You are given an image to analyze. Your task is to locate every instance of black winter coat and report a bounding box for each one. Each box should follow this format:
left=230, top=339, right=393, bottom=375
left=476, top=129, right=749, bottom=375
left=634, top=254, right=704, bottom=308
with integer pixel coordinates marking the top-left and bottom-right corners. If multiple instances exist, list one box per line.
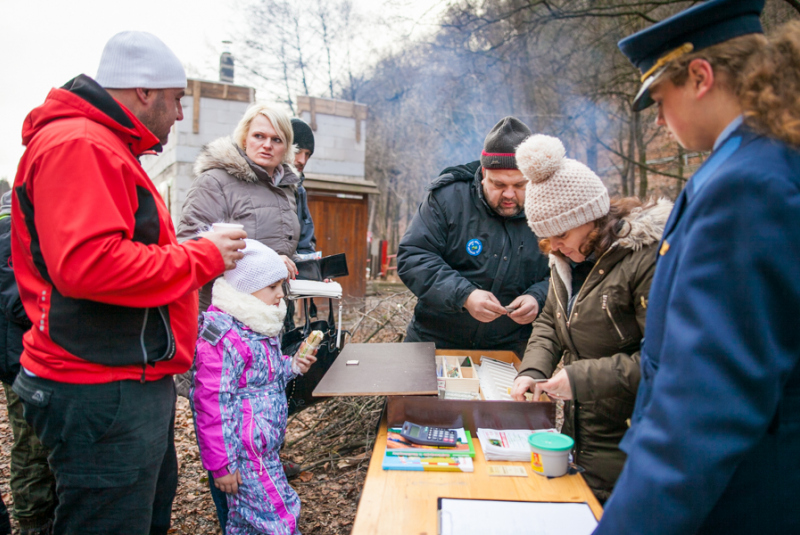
left=397, top=161, right=550, bottom=355
left=0, top=215, right=31, bottom=385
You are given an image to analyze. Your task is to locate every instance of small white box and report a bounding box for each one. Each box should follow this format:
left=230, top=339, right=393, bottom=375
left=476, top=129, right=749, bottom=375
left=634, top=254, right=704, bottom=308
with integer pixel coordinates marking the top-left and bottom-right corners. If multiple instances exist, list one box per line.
left=435, top=356, right=480, bottom=398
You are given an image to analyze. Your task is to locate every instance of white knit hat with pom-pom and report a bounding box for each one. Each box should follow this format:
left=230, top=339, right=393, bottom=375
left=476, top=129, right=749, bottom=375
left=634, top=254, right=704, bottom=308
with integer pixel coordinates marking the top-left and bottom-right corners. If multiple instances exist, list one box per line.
left=223, top=239, right=288, bottom=294
left=517, top=134, right=609, bottom=238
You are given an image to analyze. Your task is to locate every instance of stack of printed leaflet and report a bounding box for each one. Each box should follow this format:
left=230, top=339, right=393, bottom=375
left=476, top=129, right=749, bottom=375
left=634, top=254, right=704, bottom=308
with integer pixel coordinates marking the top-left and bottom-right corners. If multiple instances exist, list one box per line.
left=477, top=428, right=558, bottom=462
left=382, top=427, right=475, bottom=472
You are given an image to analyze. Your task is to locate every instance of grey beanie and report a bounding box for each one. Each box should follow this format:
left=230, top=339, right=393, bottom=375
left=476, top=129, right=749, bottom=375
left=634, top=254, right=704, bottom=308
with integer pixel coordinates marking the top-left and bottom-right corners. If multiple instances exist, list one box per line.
left=223, top=240, right=288, bottom=294
left=518, top=135, right=610, bottom=238
left=0, top=191, right=11, bottom=218
left=96, top=31, right=187, bottom=89
left=480, top=117, right=532, bottom=169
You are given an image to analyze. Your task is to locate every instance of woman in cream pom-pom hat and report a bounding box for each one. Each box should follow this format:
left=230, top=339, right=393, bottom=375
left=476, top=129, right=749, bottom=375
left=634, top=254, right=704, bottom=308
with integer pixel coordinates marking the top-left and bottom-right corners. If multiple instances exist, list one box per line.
left=510, top=134, right=672, bottom=502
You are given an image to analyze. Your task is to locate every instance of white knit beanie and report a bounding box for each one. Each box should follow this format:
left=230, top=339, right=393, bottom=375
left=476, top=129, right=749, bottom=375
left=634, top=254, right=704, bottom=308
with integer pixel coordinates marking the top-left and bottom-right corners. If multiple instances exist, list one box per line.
left=517, top=135, right=610, bottom=238
left=96, top=31, right=187, bottom=89
left=223, top=240, right=288, bottom=294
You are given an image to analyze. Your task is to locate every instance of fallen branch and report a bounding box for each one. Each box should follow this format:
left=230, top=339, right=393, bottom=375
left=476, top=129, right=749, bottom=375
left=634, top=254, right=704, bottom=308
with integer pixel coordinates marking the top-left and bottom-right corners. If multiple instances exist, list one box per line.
left=362, top=293, right=416, bottom=343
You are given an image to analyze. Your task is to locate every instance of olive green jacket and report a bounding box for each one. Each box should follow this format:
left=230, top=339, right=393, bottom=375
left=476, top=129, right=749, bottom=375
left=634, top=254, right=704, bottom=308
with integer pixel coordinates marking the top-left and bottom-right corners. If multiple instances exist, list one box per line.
left=518, top=199, right=672, bottom=500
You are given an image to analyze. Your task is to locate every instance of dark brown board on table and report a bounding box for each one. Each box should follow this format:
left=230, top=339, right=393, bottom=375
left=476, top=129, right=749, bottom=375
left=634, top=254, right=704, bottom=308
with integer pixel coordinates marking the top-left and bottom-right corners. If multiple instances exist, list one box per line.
left=312, top=342, right=438, bottom=397
left=386, top=396, right=556, bottom=433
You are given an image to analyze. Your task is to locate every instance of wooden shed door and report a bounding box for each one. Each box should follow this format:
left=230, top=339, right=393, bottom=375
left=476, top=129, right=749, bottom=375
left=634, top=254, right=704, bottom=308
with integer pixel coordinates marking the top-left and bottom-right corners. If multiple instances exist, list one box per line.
left=306, top=192, right=368, bottom=298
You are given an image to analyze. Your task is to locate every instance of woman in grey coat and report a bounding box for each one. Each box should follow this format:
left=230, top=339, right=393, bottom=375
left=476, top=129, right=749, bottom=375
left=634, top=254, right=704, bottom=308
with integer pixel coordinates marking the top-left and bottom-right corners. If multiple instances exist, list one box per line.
left=177, top=104, right=301, bottom=312
left=177, top=104, right=303, bottom=533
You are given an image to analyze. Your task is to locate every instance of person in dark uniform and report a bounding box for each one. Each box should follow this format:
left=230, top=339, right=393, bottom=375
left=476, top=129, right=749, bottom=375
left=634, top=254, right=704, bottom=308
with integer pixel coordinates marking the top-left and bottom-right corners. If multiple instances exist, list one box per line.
left=290, top=118, right=317, bottom=258
left=596, top=1, right=800, bottom=533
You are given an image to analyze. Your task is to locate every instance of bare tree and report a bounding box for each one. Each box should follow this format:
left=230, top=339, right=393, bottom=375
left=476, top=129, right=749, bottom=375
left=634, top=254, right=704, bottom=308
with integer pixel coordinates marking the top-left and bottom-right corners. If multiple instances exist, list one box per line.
left=314, top=0, right=336, bottom=98
left=238, top=0, right=373, bottom=106
left=231, top=0, right=799, bottom=248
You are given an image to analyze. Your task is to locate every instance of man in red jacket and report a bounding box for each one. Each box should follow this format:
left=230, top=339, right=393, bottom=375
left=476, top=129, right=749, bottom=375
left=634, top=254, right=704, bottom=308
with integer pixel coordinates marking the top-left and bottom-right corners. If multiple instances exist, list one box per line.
left=10, top=31, right=245, bottom=534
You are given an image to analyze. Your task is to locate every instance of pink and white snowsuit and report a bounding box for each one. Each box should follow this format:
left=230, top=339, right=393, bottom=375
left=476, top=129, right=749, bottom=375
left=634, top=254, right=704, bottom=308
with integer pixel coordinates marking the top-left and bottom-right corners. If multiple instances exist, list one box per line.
left=191, top=306, right=300, bottom=534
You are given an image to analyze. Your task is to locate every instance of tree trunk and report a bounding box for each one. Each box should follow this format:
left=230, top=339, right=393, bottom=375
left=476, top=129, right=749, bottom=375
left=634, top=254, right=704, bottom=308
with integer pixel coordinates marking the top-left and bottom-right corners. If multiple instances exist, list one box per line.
left=279, top=41, right=295, bottom=114
left=676, top=145, right=686, bottom=195
left=586, top=106, right=598, bottom=172
left=622, top=116, right=635, bottom=196
left=634, top=112, right=648, bottom=200
left=293, top=15, right=310, bottom=96
left=317, top=1, right=335, bottom=98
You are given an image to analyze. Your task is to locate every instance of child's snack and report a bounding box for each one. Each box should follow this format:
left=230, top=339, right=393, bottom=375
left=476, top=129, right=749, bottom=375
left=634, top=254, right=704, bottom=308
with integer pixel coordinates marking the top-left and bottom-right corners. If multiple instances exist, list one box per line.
left=298, top=330, right=324, bottom=359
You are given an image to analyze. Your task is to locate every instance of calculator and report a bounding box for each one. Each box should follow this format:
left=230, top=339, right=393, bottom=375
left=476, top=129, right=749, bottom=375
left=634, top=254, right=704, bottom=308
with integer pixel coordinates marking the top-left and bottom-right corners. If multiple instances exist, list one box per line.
left=400, top=421, right=458, bottom=447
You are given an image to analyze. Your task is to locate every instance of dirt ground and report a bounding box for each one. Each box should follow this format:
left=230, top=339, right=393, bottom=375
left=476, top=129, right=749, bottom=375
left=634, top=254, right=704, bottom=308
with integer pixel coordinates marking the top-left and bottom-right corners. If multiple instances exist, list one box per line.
left=0, top=390, right=383, bottom=535
left=168, top=395, right=384, bottom=535
left=0, top=289, right=412, bottom=534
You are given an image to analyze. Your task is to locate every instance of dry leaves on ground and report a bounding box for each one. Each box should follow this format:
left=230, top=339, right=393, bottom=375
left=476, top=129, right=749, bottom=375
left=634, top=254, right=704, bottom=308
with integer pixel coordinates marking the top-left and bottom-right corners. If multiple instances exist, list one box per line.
left=0, top=289, right=407, bottom=534
left=171, top=394, right=384, bottom=535
left=0, top=392, right=383, bottom=535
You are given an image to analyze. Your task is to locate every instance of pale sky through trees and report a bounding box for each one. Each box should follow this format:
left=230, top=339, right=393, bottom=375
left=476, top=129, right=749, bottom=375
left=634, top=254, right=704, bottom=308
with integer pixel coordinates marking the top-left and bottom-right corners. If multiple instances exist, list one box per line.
left=0, top=0, right=447, bottom=183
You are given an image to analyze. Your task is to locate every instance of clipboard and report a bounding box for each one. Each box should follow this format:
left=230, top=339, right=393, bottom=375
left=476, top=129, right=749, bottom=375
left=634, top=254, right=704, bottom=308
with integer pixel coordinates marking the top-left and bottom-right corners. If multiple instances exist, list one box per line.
left=437, top=498, right=598, bottom=535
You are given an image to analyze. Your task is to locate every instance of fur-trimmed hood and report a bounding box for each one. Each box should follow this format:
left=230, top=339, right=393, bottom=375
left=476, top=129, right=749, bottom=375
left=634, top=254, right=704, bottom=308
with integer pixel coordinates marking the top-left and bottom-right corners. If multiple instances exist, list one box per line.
left=193, top=136, right=300, bottom=186
left=550, top=198, right=673, bottom=299
left=614, top=197, right=673, bottom=252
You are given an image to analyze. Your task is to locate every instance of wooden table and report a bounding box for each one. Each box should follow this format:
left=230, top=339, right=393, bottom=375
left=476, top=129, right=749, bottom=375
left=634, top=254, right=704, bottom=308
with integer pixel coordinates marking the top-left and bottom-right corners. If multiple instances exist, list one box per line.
left=351, top=350, right=603, bottom=535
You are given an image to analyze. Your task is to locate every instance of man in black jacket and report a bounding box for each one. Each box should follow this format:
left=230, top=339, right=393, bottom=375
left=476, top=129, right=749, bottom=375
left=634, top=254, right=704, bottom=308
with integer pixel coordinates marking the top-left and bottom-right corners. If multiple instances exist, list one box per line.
left=397, top=117, right=550, bottom=356
left=0, top=191, right=56, bottom=535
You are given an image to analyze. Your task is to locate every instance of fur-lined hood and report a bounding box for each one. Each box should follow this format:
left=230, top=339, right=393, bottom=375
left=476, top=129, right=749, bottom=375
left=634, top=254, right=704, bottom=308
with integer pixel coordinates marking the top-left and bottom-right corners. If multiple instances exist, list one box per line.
left=550, top=198, right=673, bottom=298
left=193, top=136, right=300, bottom=186
left=613, top=197, right=673, bottom=252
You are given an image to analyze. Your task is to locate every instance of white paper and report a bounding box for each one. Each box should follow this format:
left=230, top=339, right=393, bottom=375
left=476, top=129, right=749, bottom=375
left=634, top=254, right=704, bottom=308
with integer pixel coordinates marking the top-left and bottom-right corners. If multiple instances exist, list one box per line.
left=477, top=428, right=557, bottom=462
left=438, top=498, right=597, bottom=535
left=288, top=279, right=342, bottom=298
left=474, top=357, right=519, bottom=400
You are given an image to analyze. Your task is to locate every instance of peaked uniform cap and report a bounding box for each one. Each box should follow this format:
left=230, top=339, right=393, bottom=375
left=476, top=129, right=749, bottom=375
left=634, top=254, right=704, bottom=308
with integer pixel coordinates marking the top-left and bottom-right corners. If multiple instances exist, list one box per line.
left=618, top=0, right=765, bottom=111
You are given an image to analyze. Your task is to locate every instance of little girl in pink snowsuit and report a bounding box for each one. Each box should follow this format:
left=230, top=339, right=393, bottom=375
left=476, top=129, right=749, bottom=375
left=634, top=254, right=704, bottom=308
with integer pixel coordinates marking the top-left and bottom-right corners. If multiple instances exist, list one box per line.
left=191, top=240, right=316, bottom=535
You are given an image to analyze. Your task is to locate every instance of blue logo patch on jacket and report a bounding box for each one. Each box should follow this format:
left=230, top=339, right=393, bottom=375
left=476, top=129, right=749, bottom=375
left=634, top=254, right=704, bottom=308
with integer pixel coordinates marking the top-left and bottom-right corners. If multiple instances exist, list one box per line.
left=466, top=239, right=483, bottom=256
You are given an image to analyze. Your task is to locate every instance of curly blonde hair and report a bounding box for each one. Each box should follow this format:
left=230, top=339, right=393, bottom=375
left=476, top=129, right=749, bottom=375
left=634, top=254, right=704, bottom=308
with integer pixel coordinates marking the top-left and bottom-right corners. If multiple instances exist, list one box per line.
left=740, top=21, right=800, bottom=146
left=662, top=21, right=800, bottom=147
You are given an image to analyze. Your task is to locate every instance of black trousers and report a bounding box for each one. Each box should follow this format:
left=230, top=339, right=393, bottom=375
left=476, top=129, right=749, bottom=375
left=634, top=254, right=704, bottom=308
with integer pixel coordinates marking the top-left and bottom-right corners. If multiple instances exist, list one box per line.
left=0, top=494, right=10, bottom=535
left=13, top=373, right=178, bottom=535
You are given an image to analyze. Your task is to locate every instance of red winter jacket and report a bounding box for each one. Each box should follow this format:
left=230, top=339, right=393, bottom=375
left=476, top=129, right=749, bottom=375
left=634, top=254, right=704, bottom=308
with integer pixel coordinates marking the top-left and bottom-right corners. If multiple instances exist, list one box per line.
left=11, top=75, right=224, bottom=384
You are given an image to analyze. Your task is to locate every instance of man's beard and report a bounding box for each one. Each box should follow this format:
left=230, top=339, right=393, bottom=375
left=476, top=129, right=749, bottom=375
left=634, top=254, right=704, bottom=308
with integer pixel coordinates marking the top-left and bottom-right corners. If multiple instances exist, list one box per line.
left=139, top=93, right=171, bottom=145
left=489, top=197, right=523, bottom=217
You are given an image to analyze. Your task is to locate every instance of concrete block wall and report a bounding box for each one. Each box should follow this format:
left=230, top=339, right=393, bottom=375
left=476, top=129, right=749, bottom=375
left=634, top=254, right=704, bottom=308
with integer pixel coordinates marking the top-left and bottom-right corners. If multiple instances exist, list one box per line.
left=142, top=93, right=251, bottom=223
left=299, top=111, right=366, bottom=178
left=143, top=91, right=370, bottom=224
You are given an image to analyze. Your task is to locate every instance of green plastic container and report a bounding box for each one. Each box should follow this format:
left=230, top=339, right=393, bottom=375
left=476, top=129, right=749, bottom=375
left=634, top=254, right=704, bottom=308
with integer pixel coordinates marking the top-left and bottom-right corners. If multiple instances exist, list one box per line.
left=528, top=433, right=574, bottom=477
